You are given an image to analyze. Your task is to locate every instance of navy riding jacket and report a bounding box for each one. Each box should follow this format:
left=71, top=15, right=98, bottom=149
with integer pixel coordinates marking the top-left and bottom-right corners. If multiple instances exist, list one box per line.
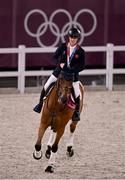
left=52, top=42, right=85, bottom=81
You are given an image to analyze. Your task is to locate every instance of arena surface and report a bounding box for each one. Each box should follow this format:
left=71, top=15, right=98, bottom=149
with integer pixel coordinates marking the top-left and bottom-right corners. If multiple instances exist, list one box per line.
left=0, top=90, right=125, bottom=179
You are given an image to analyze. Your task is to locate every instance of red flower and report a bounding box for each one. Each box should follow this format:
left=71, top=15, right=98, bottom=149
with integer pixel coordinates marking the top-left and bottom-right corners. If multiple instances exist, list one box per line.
left=75, top=54, right=79, bottom=58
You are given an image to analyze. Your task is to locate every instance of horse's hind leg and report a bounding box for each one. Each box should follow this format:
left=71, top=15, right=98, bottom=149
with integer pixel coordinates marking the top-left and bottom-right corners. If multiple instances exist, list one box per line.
left=45, top=129, right=56, bottom=159
left=45, top=127, right=65, bottom=173
left=66, top=120, right=78, bottom=157
left=33, top=121, right=48, bottom=160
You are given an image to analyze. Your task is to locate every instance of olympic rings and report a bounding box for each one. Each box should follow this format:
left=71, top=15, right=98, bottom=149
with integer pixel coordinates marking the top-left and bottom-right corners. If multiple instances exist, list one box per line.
left=24, top=8, right=97, bottom=47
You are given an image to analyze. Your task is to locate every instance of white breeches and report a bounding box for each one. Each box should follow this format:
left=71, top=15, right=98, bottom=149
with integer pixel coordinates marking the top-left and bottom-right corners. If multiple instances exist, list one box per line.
left=73, top=81, right=80, bottom=98
left=44, top=74, right=80, bottom=98
left=44, top=74, right=57, bottom=91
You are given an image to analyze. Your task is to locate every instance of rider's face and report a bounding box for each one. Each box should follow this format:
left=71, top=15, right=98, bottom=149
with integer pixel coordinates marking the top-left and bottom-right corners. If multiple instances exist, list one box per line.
left=69, top=37, right=78, bottom=47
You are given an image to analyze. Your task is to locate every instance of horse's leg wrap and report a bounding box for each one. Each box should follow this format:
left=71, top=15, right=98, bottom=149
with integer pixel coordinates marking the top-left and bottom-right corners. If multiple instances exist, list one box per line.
left=67, top=131, right=74, bottom=147
left=45, top=144, right=58, bottom=172
left=46, top=151, right=57, bottom=172
left=35, top=144, right=41, bottom=151
left=47, top=130, right=56, bottom=147
left=66, top=121, right=77, bottom=148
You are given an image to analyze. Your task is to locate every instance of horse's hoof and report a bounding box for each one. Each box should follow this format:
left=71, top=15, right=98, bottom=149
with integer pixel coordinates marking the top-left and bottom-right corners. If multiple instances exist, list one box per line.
left=45, top=165, right=54, bottom=173
left=45, top=146, right=51, bottom=159
left=33, top=150, right=42, bottom=160
left=45, top=151, right=51, bottom=159
left=67, top=146, right=74, bottom=157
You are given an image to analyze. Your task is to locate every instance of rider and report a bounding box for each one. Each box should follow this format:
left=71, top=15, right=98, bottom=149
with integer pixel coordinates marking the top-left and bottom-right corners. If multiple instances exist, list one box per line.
left=33, top=27, right=85, bottom=121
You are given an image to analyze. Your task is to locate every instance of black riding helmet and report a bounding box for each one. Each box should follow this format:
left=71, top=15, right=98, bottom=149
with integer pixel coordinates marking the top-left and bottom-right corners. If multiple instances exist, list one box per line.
left=68, top=27, right=81, bottom=38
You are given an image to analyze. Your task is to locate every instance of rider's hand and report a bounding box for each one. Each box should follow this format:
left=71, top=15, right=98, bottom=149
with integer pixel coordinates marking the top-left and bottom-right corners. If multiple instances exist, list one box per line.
left=60, top=63, right=65, bottom=69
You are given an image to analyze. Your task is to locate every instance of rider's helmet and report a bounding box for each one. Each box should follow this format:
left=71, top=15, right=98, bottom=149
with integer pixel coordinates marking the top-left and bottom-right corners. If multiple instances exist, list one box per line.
left=68, top=27, right=81, bottom=39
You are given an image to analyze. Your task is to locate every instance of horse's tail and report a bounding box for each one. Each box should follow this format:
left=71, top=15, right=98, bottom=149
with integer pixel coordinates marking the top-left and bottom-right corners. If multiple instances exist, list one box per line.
left=79, top=81, right=84, bottom=113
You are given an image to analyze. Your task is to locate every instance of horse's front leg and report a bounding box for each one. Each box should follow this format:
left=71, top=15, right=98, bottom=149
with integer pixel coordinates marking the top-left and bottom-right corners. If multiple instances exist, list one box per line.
left=66, top=120, right=78, bottom=157
left=45, top=127, right=64, bottom=173
left=33, top=121, right=48, bottom=160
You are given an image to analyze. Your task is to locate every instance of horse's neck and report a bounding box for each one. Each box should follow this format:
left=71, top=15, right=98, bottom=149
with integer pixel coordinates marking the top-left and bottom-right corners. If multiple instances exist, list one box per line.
left=49, top=86, right=58, bottom=104
left=46, top=86, right=64, bottom=111
left=46, top=86, right=57, bottom=108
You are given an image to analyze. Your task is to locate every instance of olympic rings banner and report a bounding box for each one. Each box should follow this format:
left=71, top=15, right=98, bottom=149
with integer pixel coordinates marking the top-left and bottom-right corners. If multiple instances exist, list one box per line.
left=0, top=0, right=125, bottom=68
left=24, top=9, right=97, bottom=47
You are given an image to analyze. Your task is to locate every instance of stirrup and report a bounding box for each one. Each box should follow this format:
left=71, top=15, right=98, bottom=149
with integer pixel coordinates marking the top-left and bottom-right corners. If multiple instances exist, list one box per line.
left=33, top=103, right=43, bottom=113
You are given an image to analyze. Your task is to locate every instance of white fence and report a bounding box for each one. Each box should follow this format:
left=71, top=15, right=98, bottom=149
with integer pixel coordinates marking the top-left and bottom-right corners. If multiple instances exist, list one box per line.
left=0, top=43, right=125, bottom=93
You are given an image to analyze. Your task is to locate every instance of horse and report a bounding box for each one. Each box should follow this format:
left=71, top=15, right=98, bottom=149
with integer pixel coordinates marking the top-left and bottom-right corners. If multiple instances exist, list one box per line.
left=33, top=71, right=84, bottom=173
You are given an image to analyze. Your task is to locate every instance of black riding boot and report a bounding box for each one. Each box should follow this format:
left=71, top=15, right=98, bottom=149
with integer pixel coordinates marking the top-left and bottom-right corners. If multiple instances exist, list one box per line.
left=72, top=96, right=80, bottom=121
left=33, top=88, right=46, bottom=113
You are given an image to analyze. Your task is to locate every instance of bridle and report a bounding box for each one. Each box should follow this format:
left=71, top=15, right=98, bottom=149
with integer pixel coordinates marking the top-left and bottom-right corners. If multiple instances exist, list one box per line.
left=56, top=73, right=73, bottom=105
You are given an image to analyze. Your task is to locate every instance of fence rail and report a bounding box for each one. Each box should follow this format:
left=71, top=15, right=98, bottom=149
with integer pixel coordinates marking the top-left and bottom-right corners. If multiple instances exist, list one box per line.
left=0, top=43, right=125, bottom=93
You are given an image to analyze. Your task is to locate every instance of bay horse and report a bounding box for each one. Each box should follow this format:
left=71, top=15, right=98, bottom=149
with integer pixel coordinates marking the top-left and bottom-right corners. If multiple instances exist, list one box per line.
left=33, top=71, right=84, bottom=173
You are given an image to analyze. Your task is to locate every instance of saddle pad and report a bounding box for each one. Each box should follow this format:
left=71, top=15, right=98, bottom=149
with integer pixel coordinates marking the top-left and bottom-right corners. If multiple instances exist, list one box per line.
left=67, top=95, right=76, bottom=109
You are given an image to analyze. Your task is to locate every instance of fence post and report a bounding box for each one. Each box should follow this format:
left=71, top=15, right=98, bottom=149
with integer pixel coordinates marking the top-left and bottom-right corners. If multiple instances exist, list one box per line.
left=106, top=43, right=114, bottom=90
left=18, top=45, right=26, bottom=93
